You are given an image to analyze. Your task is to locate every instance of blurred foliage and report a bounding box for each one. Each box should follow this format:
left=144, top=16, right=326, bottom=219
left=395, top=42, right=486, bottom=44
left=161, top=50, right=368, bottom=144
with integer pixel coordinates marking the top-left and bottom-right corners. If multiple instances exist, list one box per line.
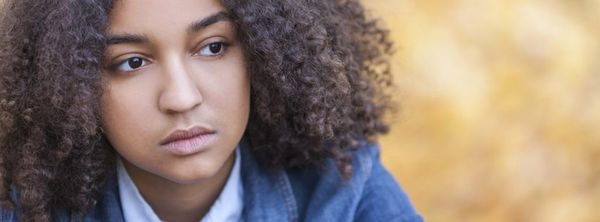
left=363, top=0, right=600, bottom=221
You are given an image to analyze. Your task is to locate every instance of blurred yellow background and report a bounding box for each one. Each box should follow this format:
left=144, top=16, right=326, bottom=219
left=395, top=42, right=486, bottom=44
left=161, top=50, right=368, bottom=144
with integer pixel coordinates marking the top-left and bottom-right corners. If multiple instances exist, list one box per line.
left=363, top=0, right=600, bottom=221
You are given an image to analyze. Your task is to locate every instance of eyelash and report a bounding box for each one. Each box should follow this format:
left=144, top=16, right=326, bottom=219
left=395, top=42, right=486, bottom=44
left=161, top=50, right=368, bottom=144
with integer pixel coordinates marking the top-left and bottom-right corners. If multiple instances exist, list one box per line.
left=194, top=41, right=230, bottom=57
left=109, top=41, right=230, bottom=73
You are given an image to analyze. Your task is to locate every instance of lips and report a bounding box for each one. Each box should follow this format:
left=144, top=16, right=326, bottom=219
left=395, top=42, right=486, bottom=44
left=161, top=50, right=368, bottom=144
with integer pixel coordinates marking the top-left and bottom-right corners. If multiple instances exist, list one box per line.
left=160, top=126, right=217, bottom=155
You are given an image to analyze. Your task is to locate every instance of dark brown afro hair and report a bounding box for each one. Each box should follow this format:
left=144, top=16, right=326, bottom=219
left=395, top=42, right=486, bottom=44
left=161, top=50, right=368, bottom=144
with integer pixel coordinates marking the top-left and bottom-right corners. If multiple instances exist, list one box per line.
left=0, top=0, right=394, bottom=220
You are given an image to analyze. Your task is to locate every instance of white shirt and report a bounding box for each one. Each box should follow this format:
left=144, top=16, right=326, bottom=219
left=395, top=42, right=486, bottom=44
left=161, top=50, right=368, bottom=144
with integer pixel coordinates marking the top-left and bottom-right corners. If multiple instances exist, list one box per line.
left=117, top=148, right=244, bottom=222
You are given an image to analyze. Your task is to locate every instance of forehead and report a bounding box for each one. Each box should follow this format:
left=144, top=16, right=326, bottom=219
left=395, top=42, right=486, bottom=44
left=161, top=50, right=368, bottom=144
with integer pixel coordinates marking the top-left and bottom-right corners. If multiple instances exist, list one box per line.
left=107, top=0, right=225, bottom=33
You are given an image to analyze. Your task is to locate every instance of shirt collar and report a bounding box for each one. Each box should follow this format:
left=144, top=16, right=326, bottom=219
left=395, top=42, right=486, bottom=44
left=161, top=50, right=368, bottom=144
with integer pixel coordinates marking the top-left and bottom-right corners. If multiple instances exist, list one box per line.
left=117, top=147, right=243, bottom=222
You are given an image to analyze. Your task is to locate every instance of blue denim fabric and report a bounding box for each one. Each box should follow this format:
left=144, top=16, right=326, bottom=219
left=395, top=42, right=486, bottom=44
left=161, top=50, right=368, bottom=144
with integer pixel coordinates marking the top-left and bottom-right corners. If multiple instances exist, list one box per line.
left=1, top=141, right=424, bottom=222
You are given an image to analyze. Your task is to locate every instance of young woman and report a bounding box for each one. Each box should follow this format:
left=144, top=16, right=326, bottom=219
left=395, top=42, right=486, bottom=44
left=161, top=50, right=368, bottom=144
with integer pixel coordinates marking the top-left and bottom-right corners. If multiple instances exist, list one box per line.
left=0, top=0, right=423, bottom=221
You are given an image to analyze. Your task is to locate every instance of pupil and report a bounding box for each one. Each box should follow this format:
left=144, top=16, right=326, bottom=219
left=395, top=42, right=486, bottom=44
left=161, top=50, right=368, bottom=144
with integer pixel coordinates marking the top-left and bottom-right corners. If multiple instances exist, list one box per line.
left=128, top=57, right=143, bottom=69
left=209, top=43, right=222, bottom=54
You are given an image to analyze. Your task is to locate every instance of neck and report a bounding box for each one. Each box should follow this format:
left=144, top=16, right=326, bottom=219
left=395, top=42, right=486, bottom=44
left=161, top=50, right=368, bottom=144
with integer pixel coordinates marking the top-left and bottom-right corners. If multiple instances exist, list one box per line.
left=123, top=153, right=235, bottom=222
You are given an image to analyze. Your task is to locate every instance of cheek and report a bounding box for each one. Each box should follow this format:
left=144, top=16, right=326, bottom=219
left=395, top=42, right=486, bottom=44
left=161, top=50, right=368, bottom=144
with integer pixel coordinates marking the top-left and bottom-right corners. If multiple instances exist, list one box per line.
left=100, top=84, right=158, bottom=153
left=201, top=49, right=250, bottom=127
left=223, top=75, right=250, bottom=133
left=218, top=59, right=250, bottom=127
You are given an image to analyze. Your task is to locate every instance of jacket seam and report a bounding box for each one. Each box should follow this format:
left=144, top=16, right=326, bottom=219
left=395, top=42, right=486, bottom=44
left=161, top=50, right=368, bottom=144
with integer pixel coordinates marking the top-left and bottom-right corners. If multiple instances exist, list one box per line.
left=274, top=171, right=298, bottom=222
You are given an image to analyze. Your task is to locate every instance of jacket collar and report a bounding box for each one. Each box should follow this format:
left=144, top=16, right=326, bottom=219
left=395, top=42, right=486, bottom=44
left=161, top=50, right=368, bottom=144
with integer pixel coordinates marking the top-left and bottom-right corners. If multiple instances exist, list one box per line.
left=239, top=139, right=298, bottom=221
left=82, top=171, right=125, bottom=222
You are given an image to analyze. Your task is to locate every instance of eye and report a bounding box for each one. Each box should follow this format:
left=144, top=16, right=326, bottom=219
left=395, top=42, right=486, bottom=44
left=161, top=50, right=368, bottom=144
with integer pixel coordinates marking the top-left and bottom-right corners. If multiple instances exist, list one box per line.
left=114, top=57, right=149, bottom=72
left=197, top=42, right=228, bottom=57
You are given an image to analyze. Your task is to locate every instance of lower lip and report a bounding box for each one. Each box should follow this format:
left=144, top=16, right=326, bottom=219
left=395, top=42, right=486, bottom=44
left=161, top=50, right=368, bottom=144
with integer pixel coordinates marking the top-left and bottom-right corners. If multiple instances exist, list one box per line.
left=161, top=133, right=216, bottom=156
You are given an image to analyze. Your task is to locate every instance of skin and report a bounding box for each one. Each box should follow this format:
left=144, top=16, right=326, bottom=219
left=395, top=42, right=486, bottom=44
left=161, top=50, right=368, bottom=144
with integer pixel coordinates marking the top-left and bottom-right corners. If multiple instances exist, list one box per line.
left=100, top=0, right=250, bottom=221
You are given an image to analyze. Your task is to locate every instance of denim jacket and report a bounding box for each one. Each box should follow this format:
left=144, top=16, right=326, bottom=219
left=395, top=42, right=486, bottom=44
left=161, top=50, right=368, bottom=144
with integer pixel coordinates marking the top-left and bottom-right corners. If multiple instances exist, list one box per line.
left=1, top=141, right=424, bottom=222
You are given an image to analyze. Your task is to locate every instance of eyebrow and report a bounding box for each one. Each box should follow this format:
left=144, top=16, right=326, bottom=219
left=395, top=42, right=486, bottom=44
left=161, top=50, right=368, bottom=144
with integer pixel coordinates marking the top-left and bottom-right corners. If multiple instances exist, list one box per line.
left=106, top=34, right=149, bottom=45
left=106, top=11, right=231, bottom=46
left=187, top=11, right=231, bottom=33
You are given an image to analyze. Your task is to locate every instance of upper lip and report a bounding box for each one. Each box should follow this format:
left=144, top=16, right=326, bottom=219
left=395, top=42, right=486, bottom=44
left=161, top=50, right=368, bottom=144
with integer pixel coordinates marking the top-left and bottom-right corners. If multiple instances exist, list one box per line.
left=160, top=125, right=216, bottom=145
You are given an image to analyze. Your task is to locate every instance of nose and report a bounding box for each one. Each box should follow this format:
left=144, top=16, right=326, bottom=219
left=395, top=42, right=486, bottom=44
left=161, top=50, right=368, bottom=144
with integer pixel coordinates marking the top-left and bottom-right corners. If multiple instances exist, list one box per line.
left=158, top=59, right=203, bottom=114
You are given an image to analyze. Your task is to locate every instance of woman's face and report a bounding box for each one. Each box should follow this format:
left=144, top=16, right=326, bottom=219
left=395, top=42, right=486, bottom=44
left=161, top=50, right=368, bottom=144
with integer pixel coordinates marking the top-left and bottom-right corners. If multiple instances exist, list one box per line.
left=101, top=0, right=249, bottom=184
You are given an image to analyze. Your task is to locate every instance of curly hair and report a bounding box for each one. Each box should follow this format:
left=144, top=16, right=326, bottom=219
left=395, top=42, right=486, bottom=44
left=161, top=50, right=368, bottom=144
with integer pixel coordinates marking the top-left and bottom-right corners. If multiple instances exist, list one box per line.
left=0, top=0, right=394, bottom=220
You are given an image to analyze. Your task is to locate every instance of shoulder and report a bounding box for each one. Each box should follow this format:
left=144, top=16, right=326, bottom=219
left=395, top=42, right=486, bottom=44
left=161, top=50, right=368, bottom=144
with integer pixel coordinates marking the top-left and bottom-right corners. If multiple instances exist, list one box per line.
left=285, top=143, right=424, bottom=221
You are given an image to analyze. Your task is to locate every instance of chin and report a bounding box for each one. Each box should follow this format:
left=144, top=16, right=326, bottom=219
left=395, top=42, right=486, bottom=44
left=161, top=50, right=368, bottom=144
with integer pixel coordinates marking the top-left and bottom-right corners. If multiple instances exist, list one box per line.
left=164, top=168, right=221, bottom=185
